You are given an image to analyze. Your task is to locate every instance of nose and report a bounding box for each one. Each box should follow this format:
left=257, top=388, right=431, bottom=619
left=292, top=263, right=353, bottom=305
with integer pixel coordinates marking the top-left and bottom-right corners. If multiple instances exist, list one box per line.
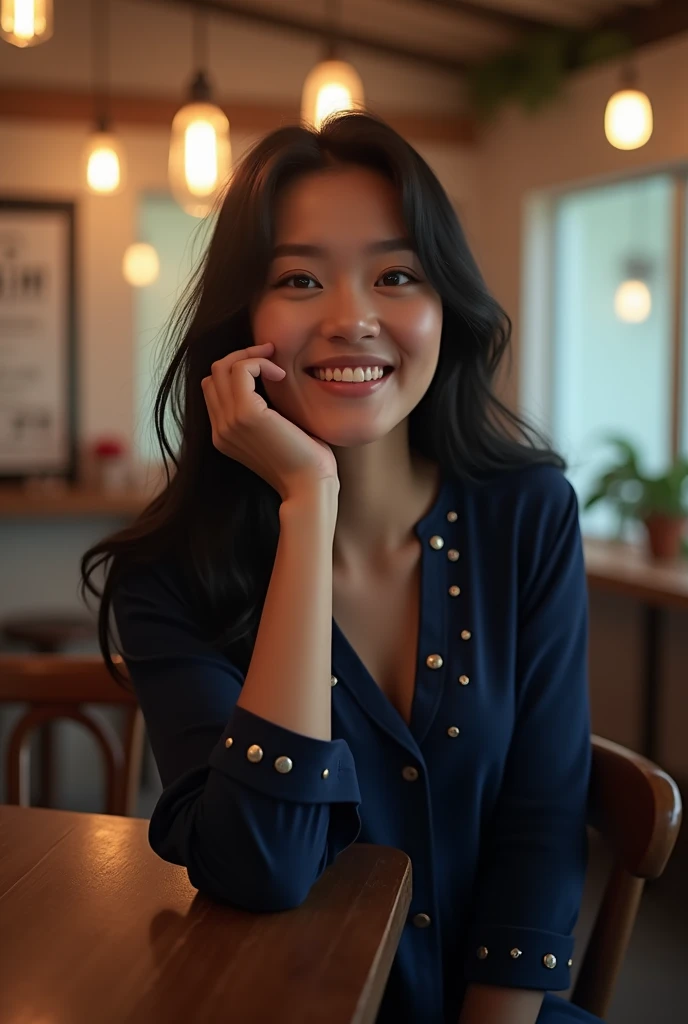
left=321, top=284, right=381, bottom=344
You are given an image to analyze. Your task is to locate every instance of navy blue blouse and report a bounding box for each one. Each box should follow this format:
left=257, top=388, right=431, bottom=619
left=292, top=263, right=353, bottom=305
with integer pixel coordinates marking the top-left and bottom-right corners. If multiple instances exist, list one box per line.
left=112, top=463, right=600, bottom=1023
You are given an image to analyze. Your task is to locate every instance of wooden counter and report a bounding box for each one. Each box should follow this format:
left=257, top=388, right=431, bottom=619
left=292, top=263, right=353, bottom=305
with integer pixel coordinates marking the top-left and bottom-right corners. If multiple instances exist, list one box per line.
left=0, top=485, right=155, bottom=518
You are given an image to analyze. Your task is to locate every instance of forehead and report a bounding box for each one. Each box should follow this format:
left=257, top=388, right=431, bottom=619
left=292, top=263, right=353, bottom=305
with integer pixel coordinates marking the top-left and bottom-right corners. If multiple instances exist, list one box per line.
left=272, top=166, right=405, bottom=245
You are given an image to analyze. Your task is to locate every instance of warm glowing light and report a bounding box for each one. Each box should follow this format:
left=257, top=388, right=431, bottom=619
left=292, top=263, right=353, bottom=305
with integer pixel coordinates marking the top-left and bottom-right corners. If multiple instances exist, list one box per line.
left=301, top=60, right=365, bottom=130
left=122, top=243, right=160, bottom=287
left=614, top=280, right=652, bottom=323
left=82, top=131, right=126, bottom=194
left=605, top=89, right=653, bottom=150
left=0, top=0, right=52, bottom=47
left=169, top=101, right=232, bottom=218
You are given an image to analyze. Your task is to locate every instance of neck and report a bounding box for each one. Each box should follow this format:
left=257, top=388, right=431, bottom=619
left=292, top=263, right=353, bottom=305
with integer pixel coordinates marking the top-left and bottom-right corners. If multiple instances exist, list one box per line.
left=331, top=420, right=441, bottom=572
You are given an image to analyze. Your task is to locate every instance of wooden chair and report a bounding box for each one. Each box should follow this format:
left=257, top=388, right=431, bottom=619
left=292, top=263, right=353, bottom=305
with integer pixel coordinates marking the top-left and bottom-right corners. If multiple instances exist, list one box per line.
left=571, top=735, right=683, bottom=1018
left=0, top=654, right=145, bottom=817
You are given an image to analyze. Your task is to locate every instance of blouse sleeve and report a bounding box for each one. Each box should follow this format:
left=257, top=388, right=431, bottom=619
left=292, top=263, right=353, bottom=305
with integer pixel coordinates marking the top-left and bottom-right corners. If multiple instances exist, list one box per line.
left=463, top=471, right=591, bottom=992
left=112, top=561, right=362, bottom=910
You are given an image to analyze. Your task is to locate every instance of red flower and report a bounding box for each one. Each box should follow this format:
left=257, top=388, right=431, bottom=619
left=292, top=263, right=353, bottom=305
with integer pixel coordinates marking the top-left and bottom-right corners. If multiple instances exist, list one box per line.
left=92, top=437, right=126, bottom=459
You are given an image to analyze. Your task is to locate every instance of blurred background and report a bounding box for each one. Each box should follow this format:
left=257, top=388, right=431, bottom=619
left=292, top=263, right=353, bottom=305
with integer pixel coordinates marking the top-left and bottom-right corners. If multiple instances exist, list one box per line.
left=1, top=1, right=687, bottom=1020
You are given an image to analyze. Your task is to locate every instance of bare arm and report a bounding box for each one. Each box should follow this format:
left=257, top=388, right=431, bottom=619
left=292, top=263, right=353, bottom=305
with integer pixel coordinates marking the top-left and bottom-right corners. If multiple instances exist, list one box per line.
left=458, top=984, right=544, bottom=1024
left=236, top=479, right=339, bottom=741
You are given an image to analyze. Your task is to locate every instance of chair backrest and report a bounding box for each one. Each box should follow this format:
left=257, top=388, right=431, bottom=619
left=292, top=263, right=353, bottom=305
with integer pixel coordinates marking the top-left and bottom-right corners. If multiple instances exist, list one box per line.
left=572, top=735, right=683, bottom=1018
left=0, top=654, right=145, bottom=817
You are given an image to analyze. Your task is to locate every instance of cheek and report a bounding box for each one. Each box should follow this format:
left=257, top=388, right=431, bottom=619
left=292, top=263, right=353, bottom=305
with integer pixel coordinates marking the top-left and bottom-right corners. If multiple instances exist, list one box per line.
left=398, top=300, right=443, bottom=359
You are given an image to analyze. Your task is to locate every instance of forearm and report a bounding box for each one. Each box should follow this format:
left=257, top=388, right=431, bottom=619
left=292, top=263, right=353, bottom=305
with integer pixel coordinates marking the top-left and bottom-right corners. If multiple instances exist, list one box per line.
left=458, top=984, right=544, bottom=1024
left=236, top=479, right=338, bottom=741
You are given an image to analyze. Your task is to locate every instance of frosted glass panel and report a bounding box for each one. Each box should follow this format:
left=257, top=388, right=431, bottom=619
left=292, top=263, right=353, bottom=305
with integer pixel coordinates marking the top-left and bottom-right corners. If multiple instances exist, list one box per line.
left=133, top=195, right=213, bottom=463
left=551, top=175, right=674, bottom=538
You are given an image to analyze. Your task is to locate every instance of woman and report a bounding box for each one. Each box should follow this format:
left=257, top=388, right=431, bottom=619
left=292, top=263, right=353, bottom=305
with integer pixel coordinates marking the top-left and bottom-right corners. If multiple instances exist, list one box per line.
left=81, top=111, right=598, bottom=1024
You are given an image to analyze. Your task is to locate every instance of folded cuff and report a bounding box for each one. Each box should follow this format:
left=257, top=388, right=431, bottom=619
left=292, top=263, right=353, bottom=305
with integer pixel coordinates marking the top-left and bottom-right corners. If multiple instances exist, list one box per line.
left=463, top=925, right=575, bottom=991
left=208, top=704, right=361, bottom=805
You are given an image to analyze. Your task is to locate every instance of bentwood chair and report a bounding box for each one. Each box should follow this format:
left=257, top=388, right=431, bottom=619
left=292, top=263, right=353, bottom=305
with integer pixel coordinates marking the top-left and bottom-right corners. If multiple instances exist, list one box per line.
left=571, top=735, right=682, bottom=1018
left=0, top=654, right=144, bottom=817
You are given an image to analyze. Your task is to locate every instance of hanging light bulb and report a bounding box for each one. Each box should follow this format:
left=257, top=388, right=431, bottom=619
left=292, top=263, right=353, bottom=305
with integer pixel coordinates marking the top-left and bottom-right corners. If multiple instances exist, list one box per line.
left=614, top=257, right=653, bottom=324
left=1, top=0, right=53, bottom=48
left=301, top=0, right=365, bottom=129
left=169, top=10, right=232, bottom=219
left=81, top=1, right=126, bottom=195
left=83, top=117, right=126, bottom=194
left=122, top=243, right=160, bottom=287
left=605, top=65, right=653, bottom=151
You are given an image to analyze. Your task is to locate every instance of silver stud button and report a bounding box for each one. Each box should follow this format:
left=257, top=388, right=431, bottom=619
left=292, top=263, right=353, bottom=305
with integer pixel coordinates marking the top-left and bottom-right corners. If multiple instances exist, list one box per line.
left=225, top=737, right=234, bottom=748
left=429, top=535, right=444, bottom=550
left=447, top=726, right=460, bottom=738
left=510, top=948, right=522, bottom=959
left=446, top=511, right=458, bottom=522
left=402, top=766, right=419, bottom=782
left=274, top=756, right=293, bottom=774
left=461, top=630, right=471, bottom=641
left=448, top=585, right=461, bottom=597
left=330, top=675, right=338, bottom=686
left=459, top=674, right=470, bottom=685
left=447, top=549, right=460, bottom=561
left=567, top=959, right=573, bottom=968
left=477, top=946, right=489, bottom=959
left=246, top=744, right=263, bottom=763
left=543, top=954, right=557, bottom=970
left=412, top=913, right=431, bottom=928
left=322, top=769, right=329, bottom=779
left=426, top=654, right=443, bottom=669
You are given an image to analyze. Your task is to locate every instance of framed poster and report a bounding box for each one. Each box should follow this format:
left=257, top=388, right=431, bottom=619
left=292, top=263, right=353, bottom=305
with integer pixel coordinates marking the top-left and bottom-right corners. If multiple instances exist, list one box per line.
left=0, top=198, right=77, bottom=481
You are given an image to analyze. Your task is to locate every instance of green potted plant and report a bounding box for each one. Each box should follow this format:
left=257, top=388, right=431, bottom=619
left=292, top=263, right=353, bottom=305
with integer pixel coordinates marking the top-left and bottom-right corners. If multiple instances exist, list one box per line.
left=584, top=437, right=688, bottom=559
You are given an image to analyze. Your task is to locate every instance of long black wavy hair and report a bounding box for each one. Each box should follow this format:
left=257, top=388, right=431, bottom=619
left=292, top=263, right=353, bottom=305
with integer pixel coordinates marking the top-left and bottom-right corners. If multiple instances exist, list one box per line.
left=80, top=110, right=563, bottom=690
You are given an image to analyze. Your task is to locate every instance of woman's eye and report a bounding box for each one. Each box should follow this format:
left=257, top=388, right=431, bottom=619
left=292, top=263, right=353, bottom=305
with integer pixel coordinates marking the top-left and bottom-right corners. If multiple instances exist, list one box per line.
left=378, top=270, right=417, bottom=286
left=280, top=274, right=318, bottom=289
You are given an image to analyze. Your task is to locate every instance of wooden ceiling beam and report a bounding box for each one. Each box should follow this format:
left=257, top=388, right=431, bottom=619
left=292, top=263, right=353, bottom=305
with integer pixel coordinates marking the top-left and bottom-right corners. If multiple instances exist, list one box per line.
left=597, top=0, right=688, bottom=50
left=143, top=0, right=467, bottom=73
left=0, top=85, right=477, bottom=145
left=402, top=0, right=559, bottom=34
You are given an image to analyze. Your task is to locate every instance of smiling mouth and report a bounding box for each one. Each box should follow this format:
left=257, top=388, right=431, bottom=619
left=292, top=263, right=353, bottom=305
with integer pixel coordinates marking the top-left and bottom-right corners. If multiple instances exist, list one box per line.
left=306, top=366, right=394, bottom=381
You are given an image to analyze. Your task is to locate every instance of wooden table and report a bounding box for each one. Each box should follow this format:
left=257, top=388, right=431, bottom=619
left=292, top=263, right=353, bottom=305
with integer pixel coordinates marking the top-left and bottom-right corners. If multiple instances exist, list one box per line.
left=584, top=537, right=688, bottom=762
left=0, top=805, right=412, bottom=1024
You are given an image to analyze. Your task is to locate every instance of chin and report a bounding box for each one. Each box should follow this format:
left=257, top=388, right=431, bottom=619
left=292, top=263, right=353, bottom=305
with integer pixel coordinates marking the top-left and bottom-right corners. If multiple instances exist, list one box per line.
left=307, top=423, right=391, bottom=449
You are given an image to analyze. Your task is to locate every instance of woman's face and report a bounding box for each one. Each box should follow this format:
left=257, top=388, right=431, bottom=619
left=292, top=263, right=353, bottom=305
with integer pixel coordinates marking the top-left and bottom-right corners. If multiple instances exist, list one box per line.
left=251, top=164, right=443, bottom=448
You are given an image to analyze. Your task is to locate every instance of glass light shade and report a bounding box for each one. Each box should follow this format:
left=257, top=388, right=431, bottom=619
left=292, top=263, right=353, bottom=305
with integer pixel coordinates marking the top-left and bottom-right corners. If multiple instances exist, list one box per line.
left=168, top=101, right=232, bottom=218
left=614, top=279, right=652, bottom=323
left=605, top=88, right=653, bottom=150
left=301, top=59, right=365, bottom=130
left=82, top=130, right=126, bottom=195
left=122, top=243, right=160, bottom=287
left=1, top=0, right=53, bottom=47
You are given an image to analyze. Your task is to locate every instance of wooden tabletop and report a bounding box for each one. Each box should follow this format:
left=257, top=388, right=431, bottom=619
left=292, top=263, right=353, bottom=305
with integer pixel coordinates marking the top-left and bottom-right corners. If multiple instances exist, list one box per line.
left=0, top=805, right=412, bottom=1024
left=584, top=537, right=688, bottom=610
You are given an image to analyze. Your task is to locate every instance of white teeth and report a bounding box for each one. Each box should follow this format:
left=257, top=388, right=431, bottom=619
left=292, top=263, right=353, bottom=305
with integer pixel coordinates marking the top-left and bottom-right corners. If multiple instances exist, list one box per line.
left=314, top=365, right=385, bottom=382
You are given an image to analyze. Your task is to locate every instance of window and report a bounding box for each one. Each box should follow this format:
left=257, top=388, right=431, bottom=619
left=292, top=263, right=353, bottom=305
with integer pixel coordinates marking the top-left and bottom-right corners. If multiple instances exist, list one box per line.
left=133, top=194, right=213, bottom=464
left=524, top=173, right=683, bottom=539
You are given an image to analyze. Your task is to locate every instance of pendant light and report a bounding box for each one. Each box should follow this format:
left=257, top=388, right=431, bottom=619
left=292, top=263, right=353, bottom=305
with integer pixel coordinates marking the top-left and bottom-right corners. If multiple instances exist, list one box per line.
left=0, top=0, right=53, bottom=47
left=301, top=0, right=365, bottom=130
left=614, top=258, right=652, bottom=323
left=168, top=6, right=232, bottom=219
left=122, top=243, right=160, bottom=288
left=605, top=64, right=653, bottom=151
left=81, top=0, right=126, bottom=195
left=614, top=185, right=653, bottom=324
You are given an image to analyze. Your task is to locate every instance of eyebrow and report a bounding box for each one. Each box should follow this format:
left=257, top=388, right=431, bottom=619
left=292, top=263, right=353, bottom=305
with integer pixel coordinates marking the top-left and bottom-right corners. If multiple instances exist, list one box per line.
left=271, top=237, right=416, bottom=259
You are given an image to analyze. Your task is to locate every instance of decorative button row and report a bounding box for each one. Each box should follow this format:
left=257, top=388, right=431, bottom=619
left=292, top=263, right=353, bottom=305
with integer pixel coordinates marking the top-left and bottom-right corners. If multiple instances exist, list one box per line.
left=429, top=536, right=460, bottom=561
left=476, top=947, right=569, bottom=969
left=224, top=738, right=329, bottom=779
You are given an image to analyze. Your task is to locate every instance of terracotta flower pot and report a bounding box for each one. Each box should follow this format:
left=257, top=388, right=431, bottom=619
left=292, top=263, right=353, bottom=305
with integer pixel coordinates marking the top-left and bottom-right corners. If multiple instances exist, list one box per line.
left=643, top=513, right=686, bottom=560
